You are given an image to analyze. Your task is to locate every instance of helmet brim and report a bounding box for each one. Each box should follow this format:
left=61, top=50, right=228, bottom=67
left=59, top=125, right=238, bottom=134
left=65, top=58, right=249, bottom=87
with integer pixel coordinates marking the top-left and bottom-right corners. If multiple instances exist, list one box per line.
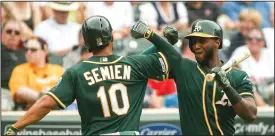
left=184, top=32, right=218, bottom=39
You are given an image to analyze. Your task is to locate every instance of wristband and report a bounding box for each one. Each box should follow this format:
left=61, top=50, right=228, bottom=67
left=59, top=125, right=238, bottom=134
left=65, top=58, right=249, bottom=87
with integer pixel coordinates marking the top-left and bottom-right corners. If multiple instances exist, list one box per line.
left=223, top=86, right=242, bottom=105
left=144, top=28, right=153, bottom=39
left=5, top=125, right=20, bottom=135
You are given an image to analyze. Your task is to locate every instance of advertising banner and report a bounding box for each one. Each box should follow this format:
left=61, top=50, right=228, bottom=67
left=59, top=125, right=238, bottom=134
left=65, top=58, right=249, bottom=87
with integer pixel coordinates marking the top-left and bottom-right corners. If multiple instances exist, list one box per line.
left=1, top=109, right=273, bottom=135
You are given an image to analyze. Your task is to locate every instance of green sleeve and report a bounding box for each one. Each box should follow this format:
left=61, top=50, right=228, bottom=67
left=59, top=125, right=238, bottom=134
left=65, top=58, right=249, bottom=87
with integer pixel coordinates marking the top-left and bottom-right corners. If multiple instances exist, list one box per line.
left=140, top=46, right=158, bottom=55
left=148, top=33, right=182, bottom=68
left=129, top=52, right=169, bottom=80
left=141, top=46, right=178, bottom=80
left=47, top=68, right=76, bottom=109
left=235, top=72, right=254, bottom=98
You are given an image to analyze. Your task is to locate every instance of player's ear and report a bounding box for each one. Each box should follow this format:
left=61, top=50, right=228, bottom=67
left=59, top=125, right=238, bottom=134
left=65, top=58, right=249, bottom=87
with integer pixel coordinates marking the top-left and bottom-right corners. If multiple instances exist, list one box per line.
left=215, top=38, right=221, bottom=49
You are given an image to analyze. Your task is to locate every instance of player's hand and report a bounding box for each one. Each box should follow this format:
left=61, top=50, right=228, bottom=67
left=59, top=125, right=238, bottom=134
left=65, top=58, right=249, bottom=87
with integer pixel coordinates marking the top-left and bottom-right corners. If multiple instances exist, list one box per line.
left=210, top=67, right=231, bottom=89
left=4, top=125, right=20, bottom=135
left=130, top=21, right=153, bottom=39
left=163, top=26, right=179, bottom=45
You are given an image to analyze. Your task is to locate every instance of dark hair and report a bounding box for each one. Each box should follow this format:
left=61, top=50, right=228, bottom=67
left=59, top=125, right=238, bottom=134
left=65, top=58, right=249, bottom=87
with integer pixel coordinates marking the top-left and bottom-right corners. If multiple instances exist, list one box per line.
left=25, top=36, right=50, bottom=63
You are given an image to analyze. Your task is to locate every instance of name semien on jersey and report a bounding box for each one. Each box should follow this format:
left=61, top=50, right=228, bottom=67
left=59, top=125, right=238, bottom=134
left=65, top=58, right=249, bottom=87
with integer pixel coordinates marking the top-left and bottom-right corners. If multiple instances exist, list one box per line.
left=84, top=65, right=131, bottom=85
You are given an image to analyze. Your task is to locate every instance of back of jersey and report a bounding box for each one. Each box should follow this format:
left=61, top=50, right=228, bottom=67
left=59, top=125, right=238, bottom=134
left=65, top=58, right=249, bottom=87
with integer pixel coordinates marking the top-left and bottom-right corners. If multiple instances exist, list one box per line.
left=47, top=53, right=168, bottom=135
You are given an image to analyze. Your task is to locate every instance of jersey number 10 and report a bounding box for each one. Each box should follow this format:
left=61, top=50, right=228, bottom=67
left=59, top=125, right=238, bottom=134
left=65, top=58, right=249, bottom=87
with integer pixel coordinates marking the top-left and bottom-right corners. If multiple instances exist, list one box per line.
left=97, top=83, right=130, bottom=118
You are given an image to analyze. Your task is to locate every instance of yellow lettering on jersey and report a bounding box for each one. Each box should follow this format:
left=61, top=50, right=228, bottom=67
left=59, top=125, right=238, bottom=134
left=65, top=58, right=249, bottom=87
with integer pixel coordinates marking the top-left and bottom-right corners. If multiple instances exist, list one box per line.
left=100, top=66, right=111, bottom=80
left=84, top=71, right=95, bottom=85
left=123, top=65, right=131, bottom=80
left=109, top=65, right=115, bottom=79
left=115, top=65, right=122, bottom=79
left=92, top=68, right=102, bottom=83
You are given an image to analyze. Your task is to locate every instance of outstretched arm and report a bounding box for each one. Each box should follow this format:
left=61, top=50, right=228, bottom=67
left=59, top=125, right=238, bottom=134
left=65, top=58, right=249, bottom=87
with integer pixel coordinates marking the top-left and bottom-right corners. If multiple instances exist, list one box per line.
left=141, top=45, right=158, bottom=55
left=141, top=26, right=179, bottom=55
left=5, top=95, right=58, bottom=135
left=131, top=21, right=182, bottom=68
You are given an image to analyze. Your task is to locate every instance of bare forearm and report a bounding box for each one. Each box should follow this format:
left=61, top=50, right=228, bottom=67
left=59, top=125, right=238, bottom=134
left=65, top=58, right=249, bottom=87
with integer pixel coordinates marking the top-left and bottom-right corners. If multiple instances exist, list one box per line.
left=233, top=98, right=257, bottom=122
left=221, top=85, right=257, bottom=122
left=53, top=48, right=72, bottom=56
left=16, top=87, right=39, bottom=103
left=172, top=22, right=188, bottom=31
left=14, top=96, right=57, bottom=129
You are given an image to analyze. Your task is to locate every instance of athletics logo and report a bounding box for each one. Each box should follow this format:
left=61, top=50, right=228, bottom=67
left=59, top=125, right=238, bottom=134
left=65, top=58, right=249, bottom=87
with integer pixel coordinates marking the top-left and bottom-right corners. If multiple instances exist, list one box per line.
left=96, top=37, right=103, bottom=46
left=193, top=24, right=202, bottom=32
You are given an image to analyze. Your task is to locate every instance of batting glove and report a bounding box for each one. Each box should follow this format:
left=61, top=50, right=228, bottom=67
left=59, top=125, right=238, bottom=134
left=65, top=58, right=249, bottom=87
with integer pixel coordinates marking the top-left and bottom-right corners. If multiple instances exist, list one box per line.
left=210, top=67, right=231, bottom=90
left=4, top=125, right=20, bottom=135
left=131, top=21, right=153, bottom=39
left=163, top=26, right=179, bottom=45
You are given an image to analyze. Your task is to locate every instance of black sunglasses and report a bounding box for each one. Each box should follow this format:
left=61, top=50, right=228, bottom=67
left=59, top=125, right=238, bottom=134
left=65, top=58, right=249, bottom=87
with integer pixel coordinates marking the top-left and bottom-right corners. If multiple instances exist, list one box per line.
left=27, top=48, right=39, bottom=52
left=6, top=29, right=21, bottom=35
left=247, top=37, right=263, bottom=41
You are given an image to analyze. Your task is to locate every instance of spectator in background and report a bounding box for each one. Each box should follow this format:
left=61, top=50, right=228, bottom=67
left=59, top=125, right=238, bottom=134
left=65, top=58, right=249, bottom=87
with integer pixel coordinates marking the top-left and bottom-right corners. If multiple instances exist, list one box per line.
left=185, top=2, right=236, bottom=30
left=222, top=2, right=272, bottom=28
left=35, top=2, right=86, bottom=24
left=231, top=29, right=274, bottom=107
left=2, top=88, right=15, bottom=111
left=85, top=2, right=133, bottom=40
left=252, top=83, right=270, bottom=107
left=180, top=38, right=195, bottom=61
left=263, top=8, right=274, bottom=52
left=4, top=2, right=42, bottom=40
left=5, top=2, right=42, bottom=30
left=185, top=2, right=222, bottom=24
left=231, top=28, right=274, bottom=85
left=35, top=2, right=53, bottom=21
left=130, top=1, right=143, bottom=22
left=147, top=79, right=177, bottom=108
left=1, top=2, right=15, bottom=26
left=1, top=19, right=26, bottom=90
left=63, top=29, right=93, bottom=69
left=9, top=37, right=64, bottom=110
left=139, top=2, right=188, bottom=34
left=34, top=2, right=81, bottom=56
left=226, top=9, right=262, bottom=58
left=213, top=1, right=224, bottom=7
left=1, top=4, right=7, bottom=24
left=70, top=2, right=86, bottom=24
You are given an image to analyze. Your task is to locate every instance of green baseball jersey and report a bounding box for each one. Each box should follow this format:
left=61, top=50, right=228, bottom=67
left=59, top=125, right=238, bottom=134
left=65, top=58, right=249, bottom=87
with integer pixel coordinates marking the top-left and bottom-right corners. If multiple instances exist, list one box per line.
left=47, top=53, right=169, bottom=135
left=172, top=58, right=253, bottom=135
left=142, top=42, right=254, bottom=135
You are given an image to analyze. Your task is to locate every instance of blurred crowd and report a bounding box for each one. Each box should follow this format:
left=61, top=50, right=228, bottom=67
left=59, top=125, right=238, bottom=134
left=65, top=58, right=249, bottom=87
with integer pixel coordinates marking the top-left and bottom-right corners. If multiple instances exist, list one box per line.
left=1, top=1, right=274, bottom=111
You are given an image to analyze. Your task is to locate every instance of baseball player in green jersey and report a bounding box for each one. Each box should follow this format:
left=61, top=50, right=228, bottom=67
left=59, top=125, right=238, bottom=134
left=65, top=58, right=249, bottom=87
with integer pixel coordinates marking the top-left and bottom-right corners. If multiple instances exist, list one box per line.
left=5, top=16, right=174, bottom=135
left=130, top=20, right=257, bottom=135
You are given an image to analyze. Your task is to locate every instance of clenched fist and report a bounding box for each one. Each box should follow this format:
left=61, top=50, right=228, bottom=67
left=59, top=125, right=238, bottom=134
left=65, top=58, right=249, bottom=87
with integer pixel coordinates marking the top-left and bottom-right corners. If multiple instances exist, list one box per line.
left=131, top=21, right=153, bottom=39
left=163, top=26, right=179, bottom=45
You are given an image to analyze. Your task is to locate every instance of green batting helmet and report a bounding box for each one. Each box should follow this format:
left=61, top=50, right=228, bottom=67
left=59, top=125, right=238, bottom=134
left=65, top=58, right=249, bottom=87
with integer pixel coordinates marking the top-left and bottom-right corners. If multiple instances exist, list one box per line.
left=185, top=20, right=223, bottom=49
left=82, top=15, right=113, bottom=52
